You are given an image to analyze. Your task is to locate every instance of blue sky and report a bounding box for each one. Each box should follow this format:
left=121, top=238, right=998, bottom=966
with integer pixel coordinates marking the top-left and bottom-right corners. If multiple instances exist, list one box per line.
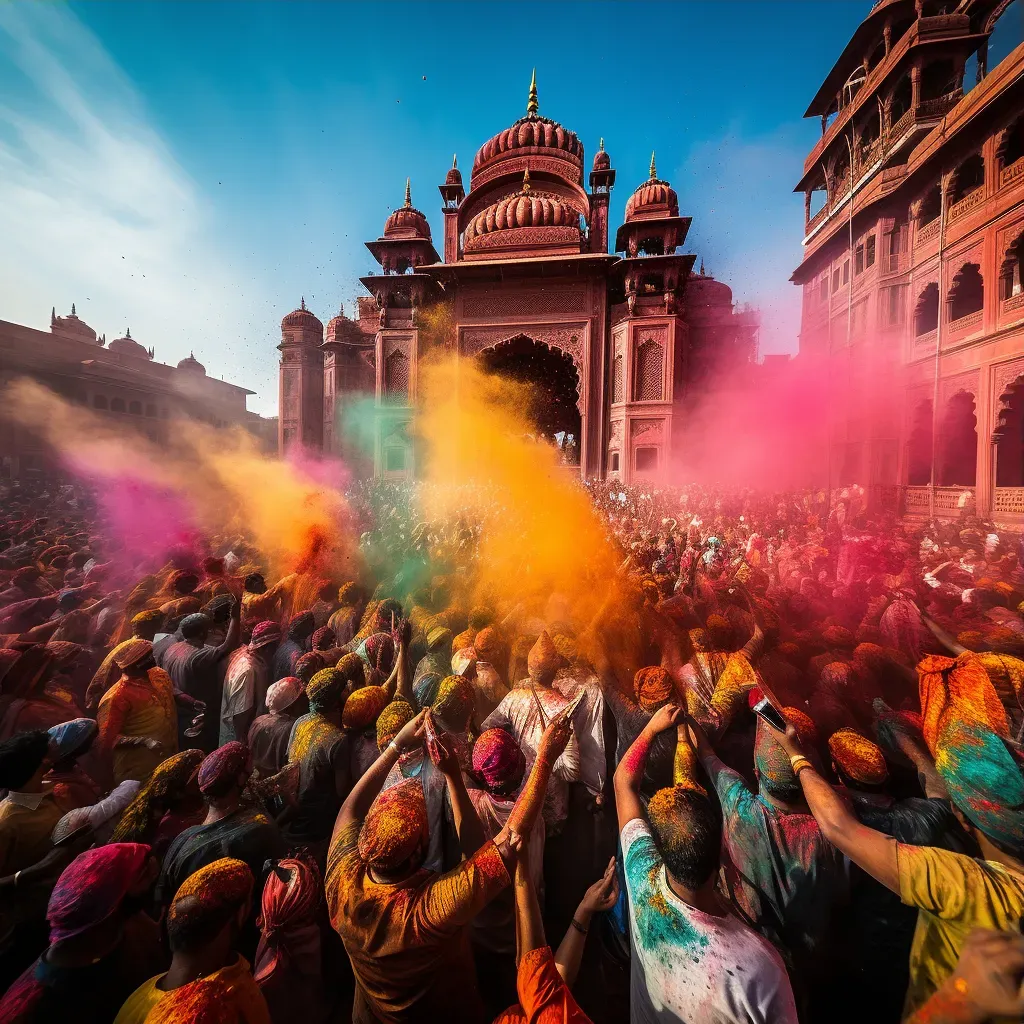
left=0, top=1, right=869, bottom=415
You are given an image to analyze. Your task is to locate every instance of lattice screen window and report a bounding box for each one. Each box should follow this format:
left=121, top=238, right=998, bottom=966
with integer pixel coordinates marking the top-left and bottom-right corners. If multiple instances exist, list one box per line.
left=612, top=355, right=623, bottom=403
left=385, top=352, right=409, bottom=402
left=634, top=339, right=664, bottom=401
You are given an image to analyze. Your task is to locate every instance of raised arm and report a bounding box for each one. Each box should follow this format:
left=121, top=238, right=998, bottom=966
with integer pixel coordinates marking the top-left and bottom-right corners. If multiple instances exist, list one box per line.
left=766, top=719, right=899, bottom=893
left=430, top=720, right=487, bottom=860
left=613, top=704, right=683, bottom=831
left=493, top=714, right=571, bottom=872
left=333, top=709, right=426, bottom=842
left=554, top=857, right=618, bottom=985
left=212, top=598, right=241, bottom=660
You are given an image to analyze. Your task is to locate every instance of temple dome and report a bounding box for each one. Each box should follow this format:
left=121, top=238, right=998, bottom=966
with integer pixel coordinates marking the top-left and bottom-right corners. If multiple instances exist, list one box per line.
left=282, top=299, right=323, bottom=332
left=471, top=73, right=583, bottom=186
left=383, top=179, right=431, bottom=240
left=464, top=171, right=580, bottom=242
left=177, top=353, right=206, bottom=374
left=624, top=153, right=679, bottom=221
left=592, top=140, right=610, bottom=171
left=50, top=304, right=99, bottom=344
left=108, top=329, right=152, bottom=360
left=445, top=157, right=463, bottom=186
left=325, top=304, right=361, bottom=344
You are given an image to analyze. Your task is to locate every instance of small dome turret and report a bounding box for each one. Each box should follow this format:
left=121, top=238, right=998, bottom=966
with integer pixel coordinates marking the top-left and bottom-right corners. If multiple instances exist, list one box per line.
left=108, top=328, right=153, bottom=360
left=176, top=352, right=206, bottom=374
left=624, top=152, right=679, bottom=221
left=383, top=179, right=431, bottom=240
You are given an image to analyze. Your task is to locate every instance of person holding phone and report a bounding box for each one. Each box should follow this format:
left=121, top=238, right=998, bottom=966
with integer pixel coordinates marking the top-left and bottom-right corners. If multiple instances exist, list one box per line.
left=686, top=693, right=846, bottom=1019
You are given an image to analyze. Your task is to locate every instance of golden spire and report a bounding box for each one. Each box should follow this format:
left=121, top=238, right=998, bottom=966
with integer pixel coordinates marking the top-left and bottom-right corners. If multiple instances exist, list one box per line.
left=522, top=168, right=532, bottom=191
left=599, top=137, right=605, bottom=151
left=404, top=177, right=412, bottom=208
left=527, top=68, right=538, bottom=117
left=649, top=151, right=657, bottom=179
left=452, top=153, right=457, bottom=168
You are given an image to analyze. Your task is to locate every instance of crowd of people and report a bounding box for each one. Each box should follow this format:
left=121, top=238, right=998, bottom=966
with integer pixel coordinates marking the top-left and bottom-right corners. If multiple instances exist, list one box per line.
left=1, top=473, right=1024, bottom=1023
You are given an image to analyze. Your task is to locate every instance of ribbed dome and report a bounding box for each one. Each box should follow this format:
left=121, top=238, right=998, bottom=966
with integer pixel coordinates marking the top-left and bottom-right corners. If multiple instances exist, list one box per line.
left=592, top=140, right=610, bottom=171
left=282, top=299, right=323, bottom=331
left=464, top=175, right=580, bottom=242
left=624, top=152, right=679, bottom=220
left=625, top=179, right=678, bottom=220
left=471, top=73, right=583, bottom=186
left=325, top=304, right=360, bottom=344
left=383, top=179, right=431, bottom=240
left=445, top=156, right=463, bottom=186
left=108, top=329, right=152, bottom=360
left=177, top=353, right=206, bottom=374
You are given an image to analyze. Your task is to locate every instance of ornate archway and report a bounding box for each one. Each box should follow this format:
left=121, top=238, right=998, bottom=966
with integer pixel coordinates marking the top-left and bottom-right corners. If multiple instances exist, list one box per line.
left=478, top=335, right=582, bottom=465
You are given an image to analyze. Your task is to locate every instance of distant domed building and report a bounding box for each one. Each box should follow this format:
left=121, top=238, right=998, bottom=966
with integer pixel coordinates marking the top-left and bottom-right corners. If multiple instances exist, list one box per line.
left=279, top=73, right=759, bottom=482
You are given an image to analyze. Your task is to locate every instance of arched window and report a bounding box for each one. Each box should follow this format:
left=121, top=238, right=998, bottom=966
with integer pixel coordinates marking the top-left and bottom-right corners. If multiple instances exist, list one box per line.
left=634, top=339, right=664, bottom=402
left=939, top=392, right=978, bottom=486
left=110, top=398, right=125, bottom=413
left=128, top=401, right=142, bottom=415
left=920, top=59, right=959, bottom=102
left=92, top=394, right=108, bottom=410
left=612, top=354, right=624, bottom=403
left=915, top=283, right=940, bottom=335
left=831, top=149, right=851, bottom=200
left=608, top=451, right=620, bottom=473
left=908, top=400, right=933, bottom=485
left=948, top=263, right=984, bottom=320
left=917, top=184, right=941, bottom=226
left=1001, top=232, right=1024, bottom=300
left=949, top=154, right=985, bottom=203
left=997, top=378, right=1024, bottom=486
left=998, top=118, right=1024, bottom=170
left=890, top=74, right=912, bottom=126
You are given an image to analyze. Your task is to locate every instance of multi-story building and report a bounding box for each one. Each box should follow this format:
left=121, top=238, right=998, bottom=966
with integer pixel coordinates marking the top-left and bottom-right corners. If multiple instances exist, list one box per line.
left=791, top=0, right=1023, bottom=518
left=278, top=75, right=760, bottom=483
left=0, top=306, right=273, bottom=476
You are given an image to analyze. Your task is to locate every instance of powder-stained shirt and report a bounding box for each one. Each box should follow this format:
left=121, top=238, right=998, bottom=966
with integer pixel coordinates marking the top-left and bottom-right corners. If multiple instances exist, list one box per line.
left=221, top=649, right=270, bottom=745
left=285, top=713, right=351, bottom=844
left=113, top=955, right=270, bottom=1024
left=898, top=843, right=1024, bottom=1018
left=326, top=820, right=509, bottom=1024
left=481, top=686, right=581, bottom=830
left=97, top=670, right=178, bottom=784
left=704, top=753, right=844, bottom=970
left=621, top=817, right=798, bottom=1024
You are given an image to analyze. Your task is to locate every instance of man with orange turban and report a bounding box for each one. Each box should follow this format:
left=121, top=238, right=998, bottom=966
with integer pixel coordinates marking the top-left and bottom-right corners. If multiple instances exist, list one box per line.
left=326, top=705, right=572, bottom=1024
left=766, top=700, right=1024, bottom=1020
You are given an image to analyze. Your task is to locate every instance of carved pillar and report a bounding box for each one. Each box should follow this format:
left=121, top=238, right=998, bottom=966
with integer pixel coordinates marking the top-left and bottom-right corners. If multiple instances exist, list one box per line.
left=443, top=208, right=460, bottom=263
left=589, top=192, right=610, bottom=255
left=804, top=191, right=812, bottom=227
left=883, top=20, right=892, bottom=53
left=976, top=364, right=993, bottom=516
left=911, top=63, right=921, bottom=109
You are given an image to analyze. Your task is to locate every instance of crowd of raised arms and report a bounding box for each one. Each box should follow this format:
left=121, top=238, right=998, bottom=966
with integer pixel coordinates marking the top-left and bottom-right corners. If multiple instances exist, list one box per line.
left=3, top=474, right=1024, bottom=1024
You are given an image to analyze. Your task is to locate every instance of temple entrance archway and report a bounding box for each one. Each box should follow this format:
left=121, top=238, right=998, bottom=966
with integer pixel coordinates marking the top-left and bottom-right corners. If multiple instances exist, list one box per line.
left=479, top=335, right=582, bottom=466
left=997, top=378, right=1024, bottom=487
left=939, top=391, right=978, bottom=486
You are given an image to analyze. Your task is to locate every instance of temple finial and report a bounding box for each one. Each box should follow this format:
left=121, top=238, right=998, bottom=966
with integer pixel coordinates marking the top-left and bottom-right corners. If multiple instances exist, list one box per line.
left=527, top=68, right=538, bottom=117
left=404, top=177, right=412, bottom=208
left=699, top=259, right=705, bottom=275
left=599, top=137, right=605, bottom=152
left=649, top=151, right=657, bottom=179
left=301, top=297, right=306, bottom=311
left=51, top=306, right=56, bottom=325
left=452, top=153, right=457, bottom=168
left=126, top=327, right=131, bottom=338
left=522, top=168, right=531, bottom=192
left=71, top=302, right=76, bottom=315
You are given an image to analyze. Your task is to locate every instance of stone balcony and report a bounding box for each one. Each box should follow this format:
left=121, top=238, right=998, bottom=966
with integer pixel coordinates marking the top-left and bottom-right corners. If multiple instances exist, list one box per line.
left=948, top=185, right=986, bottom=223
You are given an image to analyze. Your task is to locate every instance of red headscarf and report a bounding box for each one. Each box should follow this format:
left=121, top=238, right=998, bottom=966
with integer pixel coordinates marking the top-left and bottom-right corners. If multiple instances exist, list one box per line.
left=47, top=843, right=151, bottom=943
left=254, top=856, right=322, bottom=984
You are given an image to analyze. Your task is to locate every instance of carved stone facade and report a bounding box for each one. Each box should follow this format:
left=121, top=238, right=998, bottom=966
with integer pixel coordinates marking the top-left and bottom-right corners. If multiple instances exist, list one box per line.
left=281, top=79, right=759, bottom=482
left=792, top=0, right=1024, bottom=518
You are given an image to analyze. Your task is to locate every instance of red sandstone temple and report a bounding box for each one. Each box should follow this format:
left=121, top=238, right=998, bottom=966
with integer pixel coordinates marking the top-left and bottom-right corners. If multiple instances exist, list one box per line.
left=277, top=74, right=759, bottom=483
left=792, top=0, right=1023, bottom=519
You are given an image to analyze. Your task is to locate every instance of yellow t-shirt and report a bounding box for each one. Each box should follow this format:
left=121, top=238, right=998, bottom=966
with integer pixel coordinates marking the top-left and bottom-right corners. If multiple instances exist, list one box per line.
left=898, top=842, right=1024, bottom=1017
left=113, top=956, right=270, bottom=1024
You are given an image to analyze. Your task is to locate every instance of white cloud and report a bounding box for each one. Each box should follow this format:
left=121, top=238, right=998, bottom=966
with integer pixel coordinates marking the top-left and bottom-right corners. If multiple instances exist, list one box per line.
left=0, top=4, right=277, bottom=412
left=676, top=128, right=810, bottom=357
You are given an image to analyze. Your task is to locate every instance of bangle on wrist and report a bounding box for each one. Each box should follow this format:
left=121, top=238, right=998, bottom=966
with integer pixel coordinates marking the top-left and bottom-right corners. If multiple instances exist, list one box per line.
left=13, top=870, right=21, bottom=888
left=789, top=754, right=813, bottom=776
left=387, top=740, right=402, bottom=756
left=570, top=916, right=588, bottom=936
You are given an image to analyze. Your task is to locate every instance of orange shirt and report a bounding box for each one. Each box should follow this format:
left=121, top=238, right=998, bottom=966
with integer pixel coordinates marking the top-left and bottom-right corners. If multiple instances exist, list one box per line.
left=97, top=668, right=178, bottom=784
left=517, top=946, right=592, bottom=1024
left=326, top=821, right=509, bottom=1024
